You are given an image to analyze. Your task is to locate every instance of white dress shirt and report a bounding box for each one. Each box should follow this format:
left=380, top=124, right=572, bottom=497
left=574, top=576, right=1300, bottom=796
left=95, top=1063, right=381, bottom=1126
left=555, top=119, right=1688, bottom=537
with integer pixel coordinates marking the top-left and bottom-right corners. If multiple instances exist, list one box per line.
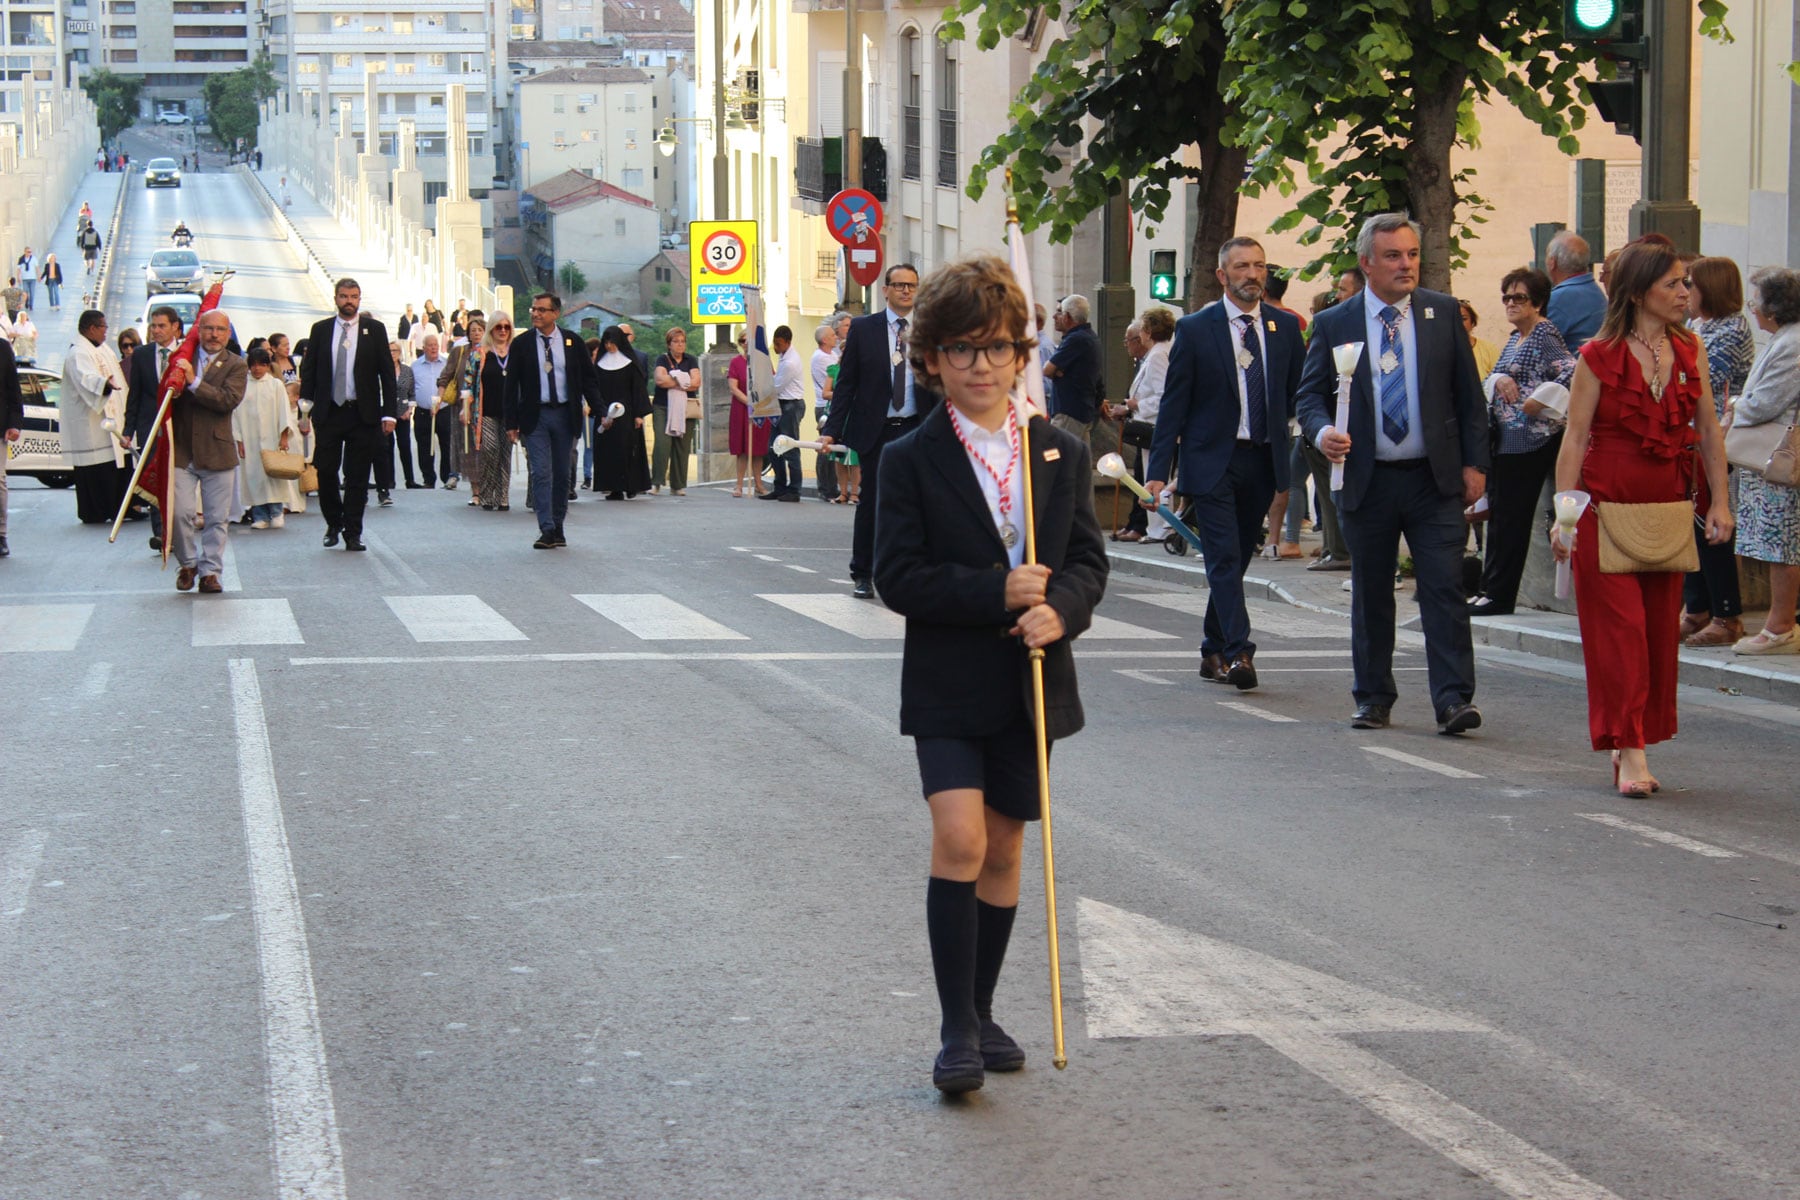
left=1220, top=294, right=1268, bottom=441
left=1361, top=289, right=1426, bottom=460
left=956, top=412, right=1027, bottom=569
left=774, top=345, right=805, bottom=401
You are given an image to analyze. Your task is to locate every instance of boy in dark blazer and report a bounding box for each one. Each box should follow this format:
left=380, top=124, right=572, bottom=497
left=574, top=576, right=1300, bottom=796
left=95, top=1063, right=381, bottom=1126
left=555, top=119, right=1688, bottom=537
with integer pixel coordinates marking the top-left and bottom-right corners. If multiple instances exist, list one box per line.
left=874, top=254, right=1108, bottom=1094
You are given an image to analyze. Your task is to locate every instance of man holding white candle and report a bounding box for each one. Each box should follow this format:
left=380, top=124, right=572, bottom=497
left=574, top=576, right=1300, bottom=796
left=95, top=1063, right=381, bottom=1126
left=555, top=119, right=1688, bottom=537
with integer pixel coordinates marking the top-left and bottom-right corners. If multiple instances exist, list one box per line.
left=1297, top=213, right=1489, bottom=734
left=1145, top=237, right=1304, bottom=690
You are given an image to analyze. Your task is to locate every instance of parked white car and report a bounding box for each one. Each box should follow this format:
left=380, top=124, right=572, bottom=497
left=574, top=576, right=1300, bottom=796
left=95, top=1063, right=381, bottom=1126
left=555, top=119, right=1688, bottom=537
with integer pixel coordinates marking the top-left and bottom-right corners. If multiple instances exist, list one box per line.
left=4, top=365, right=73, bottom=488
left=156, top=111, right=191, bottom=126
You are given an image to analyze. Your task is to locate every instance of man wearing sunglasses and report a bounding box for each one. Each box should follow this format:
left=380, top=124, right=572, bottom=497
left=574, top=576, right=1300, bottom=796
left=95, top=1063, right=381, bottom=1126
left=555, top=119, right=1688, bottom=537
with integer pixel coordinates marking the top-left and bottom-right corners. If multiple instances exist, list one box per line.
left=507, top=292, right=601, bottom=548
left=819, top=264, right=924, bottom=597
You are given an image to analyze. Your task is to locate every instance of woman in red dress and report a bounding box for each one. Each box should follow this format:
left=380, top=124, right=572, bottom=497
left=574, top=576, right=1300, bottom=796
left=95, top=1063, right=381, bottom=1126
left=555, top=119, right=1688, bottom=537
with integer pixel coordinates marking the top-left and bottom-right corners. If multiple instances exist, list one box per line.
left=1553, top=237, right=1733, bottom=796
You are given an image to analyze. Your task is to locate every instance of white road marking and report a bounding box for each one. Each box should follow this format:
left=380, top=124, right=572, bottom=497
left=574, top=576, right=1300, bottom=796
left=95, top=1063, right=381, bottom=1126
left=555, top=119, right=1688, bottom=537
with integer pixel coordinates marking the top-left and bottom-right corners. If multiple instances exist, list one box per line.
left=219, top=539, right=241, bottom=593
left=572, top=593, right=748, bottom=641
left=759, top=592, right=904, bottom=639
left=784, top=564, right=819, bottom=574
left=1216, top=700, right=1297, bottom=723
left=1361, top=746, right=1483, bottom=779
left=1083, top=614, right=1177, bottom=640
left=385, top=594, right=528, bottom=643
left=0, top=603, right=95, bottom=652
left=80, top=662, right=112, bottom=697
left=1576, top=813, right=1743, bottom=859
left=753, top=553, right=781, bottom=562
left=228, top=659, right=347, bottom=1200
left=1124, top=592, right=1350, bottom=638
left=1077, top=899, right=1621, bottom=1200
left=0, top=830, right=47, bottom=944
left=1115, top=669, right=1177, bottom=685
left=192, top=598, right=305, bottom=647
left=362, top=532, right=427, bottom=590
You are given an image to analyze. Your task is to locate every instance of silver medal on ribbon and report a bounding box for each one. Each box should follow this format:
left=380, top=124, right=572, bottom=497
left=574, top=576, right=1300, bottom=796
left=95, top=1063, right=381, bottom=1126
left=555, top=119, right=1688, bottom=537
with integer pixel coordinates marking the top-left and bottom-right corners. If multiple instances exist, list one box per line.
left=1236, top=347, right=1254, bottom=370
left=1379, top=350, right=1400, bottom=375
left=999, top=523, right=1018, bottom=548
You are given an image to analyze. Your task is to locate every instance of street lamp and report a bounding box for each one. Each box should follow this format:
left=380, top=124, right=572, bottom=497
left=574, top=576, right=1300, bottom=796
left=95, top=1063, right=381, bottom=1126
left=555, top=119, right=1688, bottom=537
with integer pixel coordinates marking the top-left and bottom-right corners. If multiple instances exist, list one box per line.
left=655, top=116, right=712, bottom=158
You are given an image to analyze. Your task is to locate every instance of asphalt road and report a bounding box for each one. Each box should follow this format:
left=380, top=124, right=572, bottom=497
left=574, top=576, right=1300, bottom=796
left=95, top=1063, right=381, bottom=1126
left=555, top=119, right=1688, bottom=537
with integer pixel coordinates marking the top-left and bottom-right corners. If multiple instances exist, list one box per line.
left=3, top=467, right=1797, bottom=1199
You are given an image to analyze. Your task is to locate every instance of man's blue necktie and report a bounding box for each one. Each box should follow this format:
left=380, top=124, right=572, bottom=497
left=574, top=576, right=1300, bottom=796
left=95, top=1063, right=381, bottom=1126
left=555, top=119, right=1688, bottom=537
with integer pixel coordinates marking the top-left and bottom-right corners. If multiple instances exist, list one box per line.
left=1238, top=314, right=1267, bottom=443
left=1378, top=305, right=1409, bottom=444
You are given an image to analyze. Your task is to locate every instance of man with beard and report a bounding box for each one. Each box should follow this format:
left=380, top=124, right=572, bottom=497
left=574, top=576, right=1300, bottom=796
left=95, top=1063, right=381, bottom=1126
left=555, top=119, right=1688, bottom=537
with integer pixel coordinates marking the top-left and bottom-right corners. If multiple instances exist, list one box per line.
left=1145, top=237, right=1304, bottom=692
left=299, top=277, right=398, bottom=551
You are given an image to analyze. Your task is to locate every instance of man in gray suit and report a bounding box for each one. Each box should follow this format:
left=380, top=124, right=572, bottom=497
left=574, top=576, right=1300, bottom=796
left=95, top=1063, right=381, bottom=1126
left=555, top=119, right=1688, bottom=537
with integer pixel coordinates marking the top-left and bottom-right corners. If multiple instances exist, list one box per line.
left=1296, top=213, right=1489, bottom=735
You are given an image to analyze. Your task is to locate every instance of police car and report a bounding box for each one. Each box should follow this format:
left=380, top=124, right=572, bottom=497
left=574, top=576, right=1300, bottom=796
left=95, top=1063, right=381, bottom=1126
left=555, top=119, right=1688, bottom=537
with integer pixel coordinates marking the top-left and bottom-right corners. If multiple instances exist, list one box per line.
left=5, top=365, right=73, bottom=488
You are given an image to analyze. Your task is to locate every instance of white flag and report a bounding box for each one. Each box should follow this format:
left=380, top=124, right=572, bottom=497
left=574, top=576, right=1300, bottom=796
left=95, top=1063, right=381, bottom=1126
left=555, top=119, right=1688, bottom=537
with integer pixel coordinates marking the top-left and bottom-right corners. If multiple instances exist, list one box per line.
left=1007, top=221, right=1049, bottom=420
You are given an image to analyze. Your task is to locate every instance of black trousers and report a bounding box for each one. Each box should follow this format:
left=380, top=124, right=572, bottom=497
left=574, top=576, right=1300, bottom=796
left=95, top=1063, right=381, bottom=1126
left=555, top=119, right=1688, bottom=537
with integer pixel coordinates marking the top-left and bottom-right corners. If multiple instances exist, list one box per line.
left=1341, top=461, right=1476, bottom=713
left=1684, top=527, right=1743, bottom=618
left=1187, top=442, right=1278, bottom=659
left=814, top=408, right=838, bottom=498
left=435, top=404, right=462, bottom=481
left=393, top=414, right=418, bottom=485
left=412, top=411, right=436, bottom=485
left=1478, top=436, right=1560, bottom=610
left=314, top=405, right=380, bottom=537
left=849, top=414, right=922, bottom=580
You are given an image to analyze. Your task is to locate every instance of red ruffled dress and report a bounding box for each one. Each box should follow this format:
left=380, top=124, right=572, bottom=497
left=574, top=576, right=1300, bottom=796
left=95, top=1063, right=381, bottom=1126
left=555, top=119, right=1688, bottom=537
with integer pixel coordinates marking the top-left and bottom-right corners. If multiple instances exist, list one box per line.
left=1571, top=335, right=1702, bottom=751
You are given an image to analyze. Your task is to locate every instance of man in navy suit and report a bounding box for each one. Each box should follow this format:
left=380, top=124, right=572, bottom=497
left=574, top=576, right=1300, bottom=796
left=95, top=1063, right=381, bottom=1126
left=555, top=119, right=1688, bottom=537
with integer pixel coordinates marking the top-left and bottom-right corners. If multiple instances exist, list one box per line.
left=819, top=263, right=922, bottom=598
left=1146, top=237, right=1304, bottom=691
left=298, top=277, right=398, bottom=551
left=1296, top=213, right=1489, bottom=734
left=507, top=292, right=600, bottom=548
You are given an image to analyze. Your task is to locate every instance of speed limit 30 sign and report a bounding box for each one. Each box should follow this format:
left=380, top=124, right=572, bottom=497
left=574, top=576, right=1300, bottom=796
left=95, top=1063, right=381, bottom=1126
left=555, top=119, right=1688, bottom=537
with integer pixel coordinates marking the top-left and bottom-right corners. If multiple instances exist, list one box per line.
left=689, top=220, right=759, bottom=325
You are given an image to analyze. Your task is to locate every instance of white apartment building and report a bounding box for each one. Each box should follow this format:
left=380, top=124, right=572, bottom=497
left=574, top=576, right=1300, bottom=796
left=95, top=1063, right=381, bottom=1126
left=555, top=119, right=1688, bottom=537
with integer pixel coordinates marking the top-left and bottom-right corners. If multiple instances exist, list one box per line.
left=263, top=0, right=509, bottom=196
left=1, top=0, right=62, bottom=118
left=512, top=64, right=656, bottom=194
left=96, top=0, right=256, bottom=112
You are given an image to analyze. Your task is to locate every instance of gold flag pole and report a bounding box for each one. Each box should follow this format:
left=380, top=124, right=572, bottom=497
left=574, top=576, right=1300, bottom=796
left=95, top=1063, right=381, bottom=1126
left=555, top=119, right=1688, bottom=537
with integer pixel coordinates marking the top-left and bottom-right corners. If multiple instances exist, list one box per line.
left=1006, top=170, right=1068, bottom=1071
left=107, top=385, right=175, bottom=543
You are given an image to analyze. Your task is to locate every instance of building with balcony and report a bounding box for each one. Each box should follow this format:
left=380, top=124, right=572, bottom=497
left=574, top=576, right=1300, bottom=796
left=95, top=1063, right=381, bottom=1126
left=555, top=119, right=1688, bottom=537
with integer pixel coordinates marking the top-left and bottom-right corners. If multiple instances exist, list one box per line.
left=1, top=0, right=62, bottom=119
left=262, top=0, right=510, bottom=197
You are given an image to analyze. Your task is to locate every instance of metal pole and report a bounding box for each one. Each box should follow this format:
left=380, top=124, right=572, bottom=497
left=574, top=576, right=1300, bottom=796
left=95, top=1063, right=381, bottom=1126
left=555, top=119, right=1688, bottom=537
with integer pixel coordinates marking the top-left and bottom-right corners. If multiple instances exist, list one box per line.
left=1626, top=0, right=1700, bottom=250
left=713, top=0, right=731, bottom=350
left=843, top=0, right=867, bottom=314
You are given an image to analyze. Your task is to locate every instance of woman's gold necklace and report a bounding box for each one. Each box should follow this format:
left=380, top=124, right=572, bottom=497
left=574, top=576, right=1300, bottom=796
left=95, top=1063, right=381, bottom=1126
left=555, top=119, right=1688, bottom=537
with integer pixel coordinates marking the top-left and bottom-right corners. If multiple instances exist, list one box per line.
left=1629, top=329, right=1667, bottom=400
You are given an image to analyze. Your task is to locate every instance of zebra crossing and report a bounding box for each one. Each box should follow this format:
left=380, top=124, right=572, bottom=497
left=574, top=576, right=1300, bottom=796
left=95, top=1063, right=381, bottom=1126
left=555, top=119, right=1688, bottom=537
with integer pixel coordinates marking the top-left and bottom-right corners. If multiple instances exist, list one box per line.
left=0, top=589, right=1356, bottom=654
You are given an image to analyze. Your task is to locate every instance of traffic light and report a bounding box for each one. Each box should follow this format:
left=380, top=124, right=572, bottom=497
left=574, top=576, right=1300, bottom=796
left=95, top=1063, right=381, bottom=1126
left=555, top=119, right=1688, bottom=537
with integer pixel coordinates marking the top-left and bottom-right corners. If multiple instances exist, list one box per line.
left=1149, top=251, right=1179, bottom=302
left=1564, top=0, right=1626, bottom=40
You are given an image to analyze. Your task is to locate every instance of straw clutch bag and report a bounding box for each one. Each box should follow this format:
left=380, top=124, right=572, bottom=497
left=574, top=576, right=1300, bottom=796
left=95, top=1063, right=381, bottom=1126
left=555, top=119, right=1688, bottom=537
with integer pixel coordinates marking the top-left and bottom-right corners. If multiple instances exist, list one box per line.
left=1594, top=501, right=1699, bottom=574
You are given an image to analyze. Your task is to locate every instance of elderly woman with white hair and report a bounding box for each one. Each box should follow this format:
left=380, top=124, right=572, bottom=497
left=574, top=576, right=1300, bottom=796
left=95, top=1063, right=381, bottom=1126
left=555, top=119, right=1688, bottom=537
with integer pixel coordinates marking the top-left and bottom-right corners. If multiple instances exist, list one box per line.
left=1727, top=266, right=1800, bottom=655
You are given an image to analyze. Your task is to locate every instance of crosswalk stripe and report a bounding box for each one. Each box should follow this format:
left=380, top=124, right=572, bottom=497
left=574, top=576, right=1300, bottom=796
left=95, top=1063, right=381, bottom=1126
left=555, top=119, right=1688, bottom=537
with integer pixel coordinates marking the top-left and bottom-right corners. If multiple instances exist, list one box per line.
left=758, top=593, right=904, bottom=639
left=1084, top=614, right=1176, bottom=640
left=572, top=593, right=749, bottom=640
left=1124, top=592, right=1350, bottom=638
left=192, top=598, right=304, bottom=646
left=0, top=603, right=95, bottom=652
left=384, top=595, right=528, bottom=643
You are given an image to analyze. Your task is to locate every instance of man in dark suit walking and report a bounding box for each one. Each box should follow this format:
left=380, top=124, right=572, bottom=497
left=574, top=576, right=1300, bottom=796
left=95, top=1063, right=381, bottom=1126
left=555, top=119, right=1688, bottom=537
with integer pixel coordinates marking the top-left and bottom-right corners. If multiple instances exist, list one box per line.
left=1297, top=213, right=1489, bottom=734
left=507, top=292, right=599, bottom=548
left=1146, top=237, right=1304, bottom=691
left=122, top=304, right=185, bottom=539
left=818, top=263, right=922, bottom=597
left=298, top=277, right=398, bottom=551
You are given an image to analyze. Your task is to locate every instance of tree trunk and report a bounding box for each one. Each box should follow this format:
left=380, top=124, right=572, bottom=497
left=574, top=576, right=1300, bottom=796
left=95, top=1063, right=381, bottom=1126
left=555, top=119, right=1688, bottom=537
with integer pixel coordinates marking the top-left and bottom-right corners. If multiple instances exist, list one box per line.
left=1184, top=24, right=1245, bottom=311
left=1405, top=71, right=1465, bottom=294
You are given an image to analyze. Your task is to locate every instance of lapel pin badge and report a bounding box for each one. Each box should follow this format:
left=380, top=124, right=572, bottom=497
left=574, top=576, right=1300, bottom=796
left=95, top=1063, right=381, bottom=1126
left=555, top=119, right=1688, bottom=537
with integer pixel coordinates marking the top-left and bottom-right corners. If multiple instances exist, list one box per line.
left=1266, top=319, right=1277, bottom=332
left=1423, top=307, right=1435, bottom=319
left=1043, top=448, right=1061, bottom=462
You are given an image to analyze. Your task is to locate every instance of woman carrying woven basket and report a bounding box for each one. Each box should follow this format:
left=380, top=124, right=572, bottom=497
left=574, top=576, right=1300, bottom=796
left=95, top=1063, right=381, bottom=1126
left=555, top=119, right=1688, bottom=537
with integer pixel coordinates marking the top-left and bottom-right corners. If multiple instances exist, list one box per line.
left=1552, top=236, right=1733, bottom=797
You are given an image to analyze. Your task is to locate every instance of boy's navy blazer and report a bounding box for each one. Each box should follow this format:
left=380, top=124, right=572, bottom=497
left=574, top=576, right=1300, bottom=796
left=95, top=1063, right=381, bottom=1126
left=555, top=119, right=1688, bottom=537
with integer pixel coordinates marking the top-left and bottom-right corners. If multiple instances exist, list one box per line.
left=874, top=404, right=1109, bottom=741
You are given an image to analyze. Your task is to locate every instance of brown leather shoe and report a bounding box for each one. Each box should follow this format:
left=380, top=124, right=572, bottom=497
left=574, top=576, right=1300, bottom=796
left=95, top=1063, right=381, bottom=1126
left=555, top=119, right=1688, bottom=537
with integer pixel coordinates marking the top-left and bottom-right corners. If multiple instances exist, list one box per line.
left=198, top=574, right=223, bottom=594
left=1678, top=611, right=1710, bottom=638
left=176, top=566, right=196, bottom=591
left=1684, top=616, right=1742, bottom=647
left=1226, top=652, right=1259, bottom=690
left=1199, top=652, right=1228, bottom=682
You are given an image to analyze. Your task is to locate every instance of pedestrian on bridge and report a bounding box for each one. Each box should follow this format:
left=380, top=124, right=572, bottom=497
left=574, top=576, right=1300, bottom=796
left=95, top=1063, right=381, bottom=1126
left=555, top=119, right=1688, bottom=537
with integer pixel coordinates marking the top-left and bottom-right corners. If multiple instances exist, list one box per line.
left=16, top=249, right=35, bottom=311
left=78, top=224, right=102, bottom=274
left=37, top=253, right=62, bottom=311
left=299, top=277, right=398, bottom=552
left=0, top=332, right=21, bottom=558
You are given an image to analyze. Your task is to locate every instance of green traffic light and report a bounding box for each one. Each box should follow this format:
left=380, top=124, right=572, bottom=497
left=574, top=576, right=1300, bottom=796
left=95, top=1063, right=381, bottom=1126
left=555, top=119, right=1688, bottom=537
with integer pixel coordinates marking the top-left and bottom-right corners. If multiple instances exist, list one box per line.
left=1570, top=0, right=1617, bottom=31
left=1150, top=275, right=1176, bottom=300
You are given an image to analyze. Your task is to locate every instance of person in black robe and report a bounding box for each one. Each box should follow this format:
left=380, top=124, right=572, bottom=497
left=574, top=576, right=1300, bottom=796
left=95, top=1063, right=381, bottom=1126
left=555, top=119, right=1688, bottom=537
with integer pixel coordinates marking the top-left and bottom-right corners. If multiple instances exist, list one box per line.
left=591, top=325, right=652, bottom=499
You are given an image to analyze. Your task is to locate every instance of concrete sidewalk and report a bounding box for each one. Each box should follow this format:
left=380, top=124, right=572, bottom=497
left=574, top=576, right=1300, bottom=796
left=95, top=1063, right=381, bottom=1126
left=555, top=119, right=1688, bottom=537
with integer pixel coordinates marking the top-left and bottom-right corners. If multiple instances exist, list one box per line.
left=17, top=169, right=129, bottom=372
left=247, top=166, right=409, bottom=326
left=1103, top=515, right=1800, bottom=706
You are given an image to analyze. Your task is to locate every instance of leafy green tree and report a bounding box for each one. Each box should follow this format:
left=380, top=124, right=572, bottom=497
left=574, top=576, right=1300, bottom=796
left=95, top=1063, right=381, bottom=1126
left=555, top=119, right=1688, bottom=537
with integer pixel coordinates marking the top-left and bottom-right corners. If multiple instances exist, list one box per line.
left=557, top=261, right=589, bottom=297
left=82, top=69, right=143, bottom=143
left=203, top=55, right=278, bottom=151
left=943, top=0, right=1243, bottom=308
left=1224, top=0, right=1735, bottom=289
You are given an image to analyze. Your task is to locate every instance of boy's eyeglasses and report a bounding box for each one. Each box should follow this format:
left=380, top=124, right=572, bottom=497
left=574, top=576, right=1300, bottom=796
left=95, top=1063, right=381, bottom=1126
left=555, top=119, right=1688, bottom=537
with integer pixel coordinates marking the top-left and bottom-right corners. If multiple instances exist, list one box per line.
left=935, top=340, right=1032, bottom=369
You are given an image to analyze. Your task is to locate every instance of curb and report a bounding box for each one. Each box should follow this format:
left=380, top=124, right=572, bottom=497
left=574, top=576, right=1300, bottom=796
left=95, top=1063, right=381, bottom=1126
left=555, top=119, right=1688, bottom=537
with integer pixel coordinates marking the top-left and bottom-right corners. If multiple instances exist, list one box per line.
left=1105, top=547, right=1800, bottom=706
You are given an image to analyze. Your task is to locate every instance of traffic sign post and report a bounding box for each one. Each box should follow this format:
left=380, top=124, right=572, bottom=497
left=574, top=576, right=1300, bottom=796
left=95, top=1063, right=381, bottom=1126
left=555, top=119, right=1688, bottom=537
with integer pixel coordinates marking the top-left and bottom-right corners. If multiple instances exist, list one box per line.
left=688, top=219, right=759, bottom=325
left=825, top=188, right=882, bottom=247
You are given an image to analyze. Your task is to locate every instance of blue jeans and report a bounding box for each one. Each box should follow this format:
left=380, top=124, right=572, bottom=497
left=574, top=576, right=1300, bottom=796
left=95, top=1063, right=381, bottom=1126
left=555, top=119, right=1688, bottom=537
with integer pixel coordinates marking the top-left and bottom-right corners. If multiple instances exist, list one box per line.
left=523, top=405, right=576, bottom=532
left=771, top=399, right=804, bottom=494
left=251, top=502, right=283, bottom=523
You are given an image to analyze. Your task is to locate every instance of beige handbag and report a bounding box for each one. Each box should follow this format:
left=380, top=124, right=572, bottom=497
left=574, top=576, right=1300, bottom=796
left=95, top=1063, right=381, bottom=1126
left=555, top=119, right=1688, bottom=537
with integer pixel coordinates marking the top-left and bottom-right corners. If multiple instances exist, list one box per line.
left=1766, top=425, right=1800, bottom=487
left=1594, top=501, right=1700, bottom=574
left=260, top=448, right=305, bottom=480
left=1724, top=418, right=1797, bottom=478
left=685, top=395, right=703, bottom=420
